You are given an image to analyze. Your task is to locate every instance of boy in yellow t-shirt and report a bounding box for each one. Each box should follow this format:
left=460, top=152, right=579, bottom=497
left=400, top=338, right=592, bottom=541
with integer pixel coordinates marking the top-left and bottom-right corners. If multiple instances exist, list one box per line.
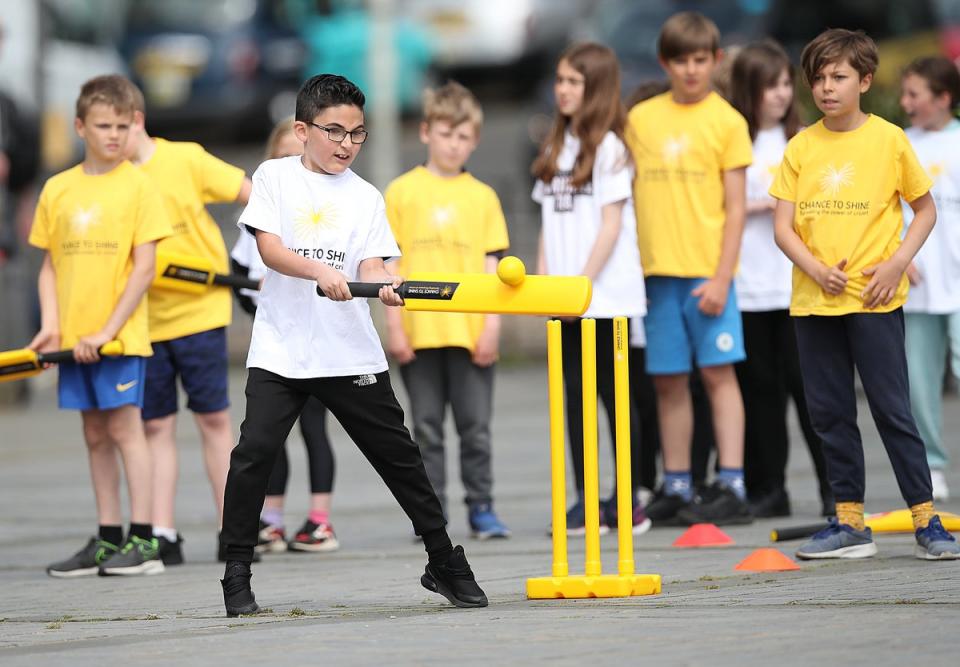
left=626, top=12, right=753, bottom=526
left=29, top=76, right=172, bottom=577
left=771, top=29, right=958, bottom=560
left=119, top=79, right=252, bottom=565
left=384, top=82, right=511, bottom=538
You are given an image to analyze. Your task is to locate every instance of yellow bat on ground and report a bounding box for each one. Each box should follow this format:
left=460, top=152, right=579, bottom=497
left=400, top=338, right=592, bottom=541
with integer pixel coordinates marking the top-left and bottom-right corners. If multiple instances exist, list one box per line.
left=0, top=341, right=124, bottom=383
left=315, top=256, right=593, bottom=317
left=154, top=252, right=259, bottom=294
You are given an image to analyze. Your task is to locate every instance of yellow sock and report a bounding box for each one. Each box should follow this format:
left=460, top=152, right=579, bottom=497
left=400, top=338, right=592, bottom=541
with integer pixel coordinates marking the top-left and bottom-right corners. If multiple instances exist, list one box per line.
left=836, top=501, right=865, bottom=531
left=911, top=501, right=935, bottom=530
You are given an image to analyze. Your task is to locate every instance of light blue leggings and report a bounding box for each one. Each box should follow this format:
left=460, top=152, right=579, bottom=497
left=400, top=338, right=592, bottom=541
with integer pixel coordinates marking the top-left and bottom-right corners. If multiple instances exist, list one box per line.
left=904, top=312, right=960, bottom=470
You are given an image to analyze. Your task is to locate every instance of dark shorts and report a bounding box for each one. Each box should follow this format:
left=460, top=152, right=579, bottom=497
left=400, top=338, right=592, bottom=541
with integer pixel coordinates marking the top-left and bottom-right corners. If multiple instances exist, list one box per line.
left=143, top=327, right=230, bottom=420
left=58, top=356, right=147, bottom=411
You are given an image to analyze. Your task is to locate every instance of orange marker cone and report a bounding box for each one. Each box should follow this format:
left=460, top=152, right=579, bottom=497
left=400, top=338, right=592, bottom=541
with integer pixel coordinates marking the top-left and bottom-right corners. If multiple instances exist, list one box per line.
left=734, top=548, right=800, bottom=572
left=672, top=523, right=735, bottom=548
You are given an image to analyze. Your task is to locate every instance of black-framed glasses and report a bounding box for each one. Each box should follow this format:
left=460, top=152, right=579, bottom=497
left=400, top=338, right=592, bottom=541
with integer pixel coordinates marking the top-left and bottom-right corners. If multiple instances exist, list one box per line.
left=308, top=121, right=368, bottom=144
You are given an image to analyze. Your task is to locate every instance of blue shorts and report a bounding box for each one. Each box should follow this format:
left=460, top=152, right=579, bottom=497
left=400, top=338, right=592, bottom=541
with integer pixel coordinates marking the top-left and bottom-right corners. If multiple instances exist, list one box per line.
left=58, top=356, right=147, bottom=411
left=645, top=276, right=745, bottom=375
left=143, top=327, right=230, bottom=420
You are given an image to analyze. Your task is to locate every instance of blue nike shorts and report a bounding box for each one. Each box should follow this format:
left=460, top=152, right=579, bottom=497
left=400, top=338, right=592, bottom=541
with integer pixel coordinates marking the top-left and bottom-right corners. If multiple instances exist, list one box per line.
left=58, top=355, right=147, bottom=411
left=644, top=276, right=745, bottom=375
left=142, top=327, right=230, bottom=420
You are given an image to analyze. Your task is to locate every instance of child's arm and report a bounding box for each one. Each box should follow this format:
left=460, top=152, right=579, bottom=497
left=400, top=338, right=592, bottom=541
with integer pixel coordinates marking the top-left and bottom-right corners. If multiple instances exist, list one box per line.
left=692, top=167, right=747, bottom=315
left=74, top=241, right=158, bottom=362
left=27, top=252, right=60, bottom=353
left=536, top=229, right=547, bottom=275
left=773, top=199, right=848, bottom=295
left=472, top=254, right=502, bottom=367
left=383, top=259, right=415, bottom=364
left=235, top=177, right=253, bottom=206
left=861, top=191, right=936, bottom=309
left=581, top=200, right=624, bottom=281
left=357, top=257, right=404, bottom=306
left=256, top=229, right=355, bottom=301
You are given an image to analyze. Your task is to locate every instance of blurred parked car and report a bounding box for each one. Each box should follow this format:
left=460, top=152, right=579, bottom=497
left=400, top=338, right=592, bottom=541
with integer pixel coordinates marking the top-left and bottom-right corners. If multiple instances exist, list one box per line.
left=120, top=0, right=307, bottom=137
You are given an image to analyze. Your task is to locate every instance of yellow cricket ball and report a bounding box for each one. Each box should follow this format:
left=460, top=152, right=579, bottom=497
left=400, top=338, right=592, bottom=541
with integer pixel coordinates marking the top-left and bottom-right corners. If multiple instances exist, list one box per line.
left=497, top=255, right=526, bottom=286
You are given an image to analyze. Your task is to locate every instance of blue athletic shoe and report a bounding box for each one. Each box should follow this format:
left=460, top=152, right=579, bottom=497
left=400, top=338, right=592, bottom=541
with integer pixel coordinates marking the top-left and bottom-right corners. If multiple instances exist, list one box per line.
left=796, top=517, right=877, bottom=560
left=915, top=515, right=960, bottom=560
left=468, top=503, right=511, bottom=540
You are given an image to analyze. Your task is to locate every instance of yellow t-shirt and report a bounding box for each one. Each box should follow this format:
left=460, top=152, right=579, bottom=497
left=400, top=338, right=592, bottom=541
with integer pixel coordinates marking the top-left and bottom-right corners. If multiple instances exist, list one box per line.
left=626, top=91, right=753, bottom=277
left=141, top=138, right=245, bottom=341
left=29, top=161, right=171, bottom=356
left=769, top=115, right=932, bottom=316
left=385, top=166, right=509, bottom=351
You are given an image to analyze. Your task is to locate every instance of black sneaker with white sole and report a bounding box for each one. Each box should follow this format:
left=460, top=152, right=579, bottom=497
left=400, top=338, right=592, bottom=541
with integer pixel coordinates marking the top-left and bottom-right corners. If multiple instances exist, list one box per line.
left=47, top=537, right=120, bottom=578
left=221, top=561, right=260, bottom=617
left=98, top=536, right=165, bottom=576
left=420, top=545, right=488, bottom=608
left=677, top=483, right=753, bottom=526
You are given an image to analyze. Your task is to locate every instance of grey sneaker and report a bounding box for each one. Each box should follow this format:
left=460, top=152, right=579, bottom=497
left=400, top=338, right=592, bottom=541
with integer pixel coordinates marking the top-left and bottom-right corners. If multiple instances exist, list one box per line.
left=47, top=537, right=120, bottom=578
left=796, top=517, right=877, bottom=559
left=99, top=536, right=165, bottom=576
left=915, top=515, right=960, bottom=560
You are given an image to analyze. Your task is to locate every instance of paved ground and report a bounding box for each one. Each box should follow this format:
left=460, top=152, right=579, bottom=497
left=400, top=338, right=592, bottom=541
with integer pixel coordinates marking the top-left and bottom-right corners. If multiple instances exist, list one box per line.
left=2, top=364, right=959, bottom=665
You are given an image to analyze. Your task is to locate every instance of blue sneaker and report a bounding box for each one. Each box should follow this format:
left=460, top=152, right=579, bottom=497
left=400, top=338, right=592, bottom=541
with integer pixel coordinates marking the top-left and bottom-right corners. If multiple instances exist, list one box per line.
left=915, top=515, right=960, bottom=560
left=468, top=503, right=511, bottom=540
left=796, top=517, right=877, bottom=560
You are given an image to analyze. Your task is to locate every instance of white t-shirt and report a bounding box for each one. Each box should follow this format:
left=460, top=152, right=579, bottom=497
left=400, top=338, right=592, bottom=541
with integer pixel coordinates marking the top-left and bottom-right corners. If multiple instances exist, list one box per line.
left=533, top=131, right=646, bottom=319
left=230, top=225, right=267, bottom=307
left=736, top=125, right=793, bottom=312
left=238, top=156, right=400, bottom=378
left=903, top=120, right=960, bottom=314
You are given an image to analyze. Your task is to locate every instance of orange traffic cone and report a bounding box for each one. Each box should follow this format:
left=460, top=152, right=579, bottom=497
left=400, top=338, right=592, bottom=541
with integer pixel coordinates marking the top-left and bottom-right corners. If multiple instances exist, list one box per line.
left=734, top=548, right=800, bottom=572
left=672, top=523, right=735, bottom=548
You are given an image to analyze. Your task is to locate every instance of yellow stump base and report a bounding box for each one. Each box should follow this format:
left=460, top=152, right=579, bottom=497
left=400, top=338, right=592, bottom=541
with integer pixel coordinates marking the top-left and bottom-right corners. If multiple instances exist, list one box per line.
left=526, top=573, right=662, bottom=599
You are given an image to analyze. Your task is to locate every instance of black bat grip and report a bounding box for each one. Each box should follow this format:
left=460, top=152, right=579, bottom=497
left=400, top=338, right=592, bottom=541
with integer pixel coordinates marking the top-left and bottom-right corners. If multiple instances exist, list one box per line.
left=212, top=274, right=261, bottom=291
left=770, top=523, right=829, bottom=542
left=316, top=282, right=397, bottom=298
left=38, top=350, right=76, bottom=364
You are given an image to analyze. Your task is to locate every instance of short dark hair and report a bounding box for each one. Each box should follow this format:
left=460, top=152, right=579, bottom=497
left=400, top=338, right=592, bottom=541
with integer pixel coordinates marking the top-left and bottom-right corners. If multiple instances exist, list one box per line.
left=800, top=28, right=878, bottom=87
left=295, top=74, right=365, bottom=122
left=904, top=56, right=960, bottom=110
left=76, top=74, right=137, bottom=120
left=658, top=11, right=720, bottom=61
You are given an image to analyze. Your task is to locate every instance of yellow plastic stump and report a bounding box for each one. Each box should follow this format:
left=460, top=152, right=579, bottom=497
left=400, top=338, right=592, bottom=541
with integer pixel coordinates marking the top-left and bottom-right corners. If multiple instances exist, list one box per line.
left=527, top=317, right=661, bottom=600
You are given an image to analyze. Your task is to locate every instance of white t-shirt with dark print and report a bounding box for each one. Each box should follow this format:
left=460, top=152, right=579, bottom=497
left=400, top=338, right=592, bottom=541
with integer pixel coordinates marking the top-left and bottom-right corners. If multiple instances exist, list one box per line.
left=238, top=156, right=400, bottom=378
left=736, top=125, right=793, bottom=312
left=904, top=120, right=960, bottom=314
left=533, top=130, right=646, bottom=319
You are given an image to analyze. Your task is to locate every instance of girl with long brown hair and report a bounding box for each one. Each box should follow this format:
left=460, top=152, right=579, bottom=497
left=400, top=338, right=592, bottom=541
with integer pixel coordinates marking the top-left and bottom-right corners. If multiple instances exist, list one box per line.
left=532, top=43, right=650, bottom=536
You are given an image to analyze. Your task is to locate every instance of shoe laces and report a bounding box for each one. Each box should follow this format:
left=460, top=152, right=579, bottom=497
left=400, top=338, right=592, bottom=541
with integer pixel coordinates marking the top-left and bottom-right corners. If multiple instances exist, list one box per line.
left=920, top=516, right=955, bottom=542
left=811, top=517, right=842, bottom=540
left=440, top=547, right=474, bottom=578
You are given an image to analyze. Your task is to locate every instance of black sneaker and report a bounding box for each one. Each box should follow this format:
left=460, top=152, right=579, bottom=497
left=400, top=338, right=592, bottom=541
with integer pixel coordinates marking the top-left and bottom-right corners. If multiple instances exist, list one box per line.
left=677, top=483, right=753, bottom=526
left=217, top=533, right=261, bottom=563
left=748, top=488, right=791, bottom=518
left=47, top=537, right=119, bottom=578
left=421, top=545, right=488, bottom=608
left=645, top=490, right=690, bottom=526
left=221, top=561, right=260, bottom=617
left=157, top=533, right=185, bottom=565
left=98, top=536, right=165, bottom=576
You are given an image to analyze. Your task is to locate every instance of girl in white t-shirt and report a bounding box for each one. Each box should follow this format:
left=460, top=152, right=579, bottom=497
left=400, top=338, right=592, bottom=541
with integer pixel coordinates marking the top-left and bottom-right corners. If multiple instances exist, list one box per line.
left=532, top=43, right=650, bottom=536
left=900, top=56, right=960, bottom=501
left=729, top=41, right=832, bottom=517
left=230, top=118, right=339, bottom=555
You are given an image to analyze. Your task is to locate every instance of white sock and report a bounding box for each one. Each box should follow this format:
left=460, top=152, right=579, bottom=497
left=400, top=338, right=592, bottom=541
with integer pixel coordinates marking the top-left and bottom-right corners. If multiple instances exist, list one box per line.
left=153, top=526, right=178, bottom=542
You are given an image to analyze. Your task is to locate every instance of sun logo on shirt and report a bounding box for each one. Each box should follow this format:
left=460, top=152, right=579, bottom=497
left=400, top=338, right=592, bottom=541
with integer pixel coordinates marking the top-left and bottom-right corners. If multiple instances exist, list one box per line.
left=818, top=162, right=855, bottom=196
left=69, top=205, right=101, bottom=235
left=431, top=205, right=456, bottom=228
left=927, top=162, right=945, bottom=182
left=293, top=202, right=340, bottom=245
left=661, top=134, right=689, bottom=164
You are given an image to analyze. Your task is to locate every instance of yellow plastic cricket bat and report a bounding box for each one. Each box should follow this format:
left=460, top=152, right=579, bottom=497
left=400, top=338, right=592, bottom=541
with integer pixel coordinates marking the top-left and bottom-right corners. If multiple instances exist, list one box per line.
left=0, top=341, right=124, bottom=383
left=154, top=252, right=259, bottom=294
left=315, top=256, right=593, bottom=317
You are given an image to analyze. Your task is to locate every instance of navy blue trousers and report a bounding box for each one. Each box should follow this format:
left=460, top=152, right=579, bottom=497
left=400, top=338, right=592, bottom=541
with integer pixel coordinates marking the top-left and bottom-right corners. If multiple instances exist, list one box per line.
left=793, top=309, right=932, bottom=506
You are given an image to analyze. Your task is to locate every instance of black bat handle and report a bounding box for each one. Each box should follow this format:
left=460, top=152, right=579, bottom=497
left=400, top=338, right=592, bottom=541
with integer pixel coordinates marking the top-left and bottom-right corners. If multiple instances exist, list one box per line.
left=316, top=282, right=402, bottom=298
left=212, top=274, right=261, bottom=291
left=770, top=523, right=829, bottom=542
left=38, top=350, right=76, bottom=364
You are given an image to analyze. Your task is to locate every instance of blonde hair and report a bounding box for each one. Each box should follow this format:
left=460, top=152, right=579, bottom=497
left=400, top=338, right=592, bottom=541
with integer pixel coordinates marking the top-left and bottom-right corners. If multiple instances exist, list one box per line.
left=75, top=74, right=137, bottom=120
left=422, top=81, right=483, bottom=132
left=265, top=116, right=297, bottom=159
